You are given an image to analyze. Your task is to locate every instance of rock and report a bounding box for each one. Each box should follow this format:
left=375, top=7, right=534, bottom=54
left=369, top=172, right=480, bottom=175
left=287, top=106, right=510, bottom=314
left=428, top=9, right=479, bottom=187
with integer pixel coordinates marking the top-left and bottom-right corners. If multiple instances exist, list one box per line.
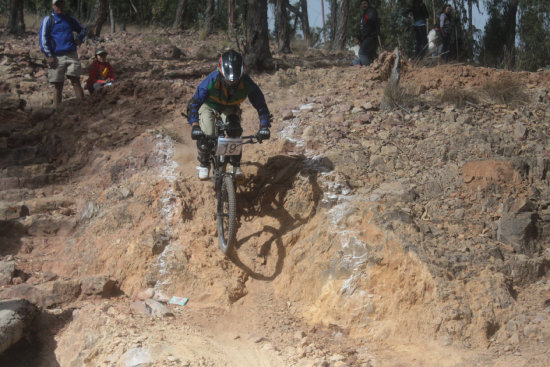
left=144, top=299, right=173, bottom=318
left=2, top=280, right=81, bottom=308
left=124, top=347, right=152, bottom=367
left=497, top=212, right=541, bottom=255
left=0, top=260, right=16, bottom=286
left=0, top=203, right=29, bottom=220
left=81, top=276, right=118, bottom=297
left=134, top=288, right=155, bottom=301
left=514, top=123, right=527, bottom=140
left=282, top=110, right=294, bottom=120
left=0, top=299, right=39, bottom=354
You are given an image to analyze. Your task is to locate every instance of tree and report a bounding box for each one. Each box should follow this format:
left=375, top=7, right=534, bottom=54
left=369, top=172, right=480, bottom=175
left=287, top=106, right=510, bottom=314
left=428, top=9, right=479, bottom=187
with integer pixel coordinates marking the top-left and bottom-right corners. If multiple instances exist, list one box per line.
left=299, top=0, right=312, bottom=46
left=285, top=0, right=311, bottom=47
left=328, top=0, right=337, bottom=45
left=517, top=0, right=550, bottom=71
left=173, top=0, right=188, bottom=29
left=87, top=0, right=109, bottom=38
left=228, top=0, right=236, bottom=36
left=479, top=0, right=519, bottom=68
left=244, top=0, right=272, bottom=71
left=204, top=0, right=215, bottom=35
left=332, top=0, right=350, bottom=50
left=275, top=0, right=292, bottom=53
left=7, top=0, right=25, bottom=35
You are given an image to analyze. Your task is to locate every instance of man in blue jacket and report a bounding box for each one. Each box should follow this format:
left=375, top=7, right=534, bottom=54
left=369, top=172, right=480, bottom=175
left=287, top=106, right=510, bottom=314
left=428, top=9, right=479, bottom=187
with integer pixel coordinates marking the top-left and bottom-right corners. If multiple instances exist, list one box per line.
left=39, top=0, right=86, bottom=108
left=186, top=50, right=272, bottom=181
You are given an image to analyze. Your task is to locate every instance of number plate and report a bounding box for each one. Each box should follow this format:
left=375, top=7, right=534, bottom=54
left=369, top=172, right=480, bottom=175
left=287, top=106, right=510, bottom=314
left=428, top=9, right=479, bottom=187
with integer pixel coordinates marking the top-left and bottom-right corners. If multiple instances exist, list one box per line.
left=216, top=137, right=243, bottom=156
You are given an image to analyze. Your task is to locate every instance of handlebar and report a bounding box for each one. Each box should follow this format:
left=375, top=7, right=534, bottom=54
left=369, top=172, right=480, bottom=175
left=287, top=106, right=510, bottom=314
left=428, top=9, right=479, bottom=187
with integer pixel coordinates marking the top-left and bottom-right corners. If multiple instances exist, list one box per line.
left=202, top=134, right=264, bottom=144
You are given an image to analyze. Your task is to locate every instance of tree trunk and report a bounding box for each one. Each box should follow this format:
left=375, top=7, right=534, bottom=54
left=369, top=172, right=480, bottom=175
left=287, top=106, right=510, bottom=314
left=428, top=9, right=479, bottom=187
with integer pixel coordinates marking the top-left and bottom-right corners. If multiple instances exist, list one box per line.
left=503, top=0, right=519, bottom=69
left=109, top=2, right=115, bottom=33
left=332, top=0, right=349, bottom=50
left=7, top=0, right=25, bottom=35
left=299, top=0, right=311, bottom=46
left=78, top=0, right=84, bottom=21
left=244, top=0, right=273, bottom=71
left=328, top=0, right=337, bottom=46
left=276, top=0, right=291, bottom=53
left=87, top=0, right=109, bottom=38
left=467, top=0, right=473, bottom=31
left=173, top=0, right=188, bottom=30
left=204, top=0, right=215, bottom=35
left=228, top=0, right=236, bottom=36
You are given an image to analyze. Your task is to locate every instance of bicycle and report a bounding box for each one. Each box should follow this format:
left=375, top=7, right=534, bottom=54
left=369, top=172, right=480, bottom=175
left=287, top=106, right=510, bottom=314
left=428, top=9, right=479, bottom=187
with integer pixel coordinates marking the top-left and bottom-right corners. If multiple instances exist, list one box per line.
left=199, top=118, right=264, bottom=254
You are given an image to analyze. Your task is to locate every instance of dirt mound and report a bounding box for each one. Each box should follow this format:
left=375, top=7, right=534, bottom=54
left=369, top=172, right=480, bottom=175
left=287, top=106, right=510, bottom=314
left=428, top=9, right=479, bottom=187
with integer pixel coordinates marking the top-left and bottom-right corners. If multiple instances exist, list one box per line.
left=1, top=30, right=550, bottom=366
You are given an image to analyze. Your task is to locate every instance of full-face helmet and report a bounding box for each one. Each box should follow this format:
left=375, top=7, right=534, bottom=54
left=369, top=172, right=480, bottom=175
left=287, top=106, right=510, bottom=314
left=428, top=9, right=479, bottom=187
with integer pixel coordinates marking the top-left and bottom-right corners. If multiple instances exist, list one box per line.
left=217, top=50, right=245, bottom=87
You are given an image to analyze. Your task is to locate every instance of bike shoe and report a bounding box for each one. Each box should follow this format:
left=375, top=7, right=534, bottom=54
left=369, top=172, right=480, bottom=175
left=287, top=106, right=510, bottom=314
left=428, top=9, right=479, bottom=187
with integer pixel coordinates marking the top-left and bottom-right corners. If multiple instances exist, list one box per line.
left=233, top=167, right=245, bottom=184
left=197, top=166, right=209, bottom=180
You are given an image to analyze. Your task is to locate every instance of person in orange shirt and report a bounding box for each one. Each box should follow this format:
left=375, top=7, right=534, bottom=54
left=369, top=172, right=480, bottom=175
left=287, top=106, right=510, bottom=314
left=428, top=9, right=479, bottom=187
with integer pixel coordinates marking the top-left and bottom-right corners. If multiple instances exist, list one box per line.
left=86, top=47, right=114, bottom=94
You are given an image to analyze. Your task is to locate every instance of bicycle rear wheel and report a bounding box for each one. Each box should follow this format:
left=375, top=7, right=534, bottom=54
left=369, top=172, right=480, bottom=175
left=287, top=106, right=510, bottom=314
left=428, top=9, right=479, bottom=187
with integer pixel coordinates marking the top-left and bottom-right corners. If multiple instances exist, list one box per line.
left=217, top=174, right=237, bottom=254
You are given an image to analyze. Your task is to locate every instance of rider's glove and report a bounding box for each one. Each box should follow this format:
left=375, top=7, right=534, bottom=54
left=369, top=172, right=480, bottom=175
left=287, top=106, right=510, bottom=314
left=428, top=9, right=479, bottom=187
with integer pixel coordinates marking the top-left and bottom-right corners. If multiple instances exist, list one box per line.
left=191, top=125, right=204, bottom=140
left=258, top=126, right=270, bottom=141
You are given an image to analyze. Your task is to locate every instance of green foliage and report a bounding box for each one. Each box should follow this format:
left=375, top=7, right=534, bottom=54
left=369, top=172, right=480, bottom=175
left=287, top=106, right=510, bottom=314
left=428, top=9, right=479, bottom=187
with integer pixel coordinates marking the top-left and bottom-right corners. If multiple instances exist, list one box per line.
left=517, top=1, right=550, bottom=71
left=479, top=0, right=550, bottom=71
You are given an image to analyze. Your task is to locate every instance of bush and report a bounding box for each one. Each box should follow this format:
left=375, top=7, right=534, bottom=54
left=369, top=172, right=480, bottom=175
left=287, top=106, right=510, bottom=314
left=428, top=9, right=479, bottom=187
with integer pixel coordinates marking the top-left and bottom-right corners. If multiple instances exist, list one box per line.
left=481, top=77, right=529, bottom=106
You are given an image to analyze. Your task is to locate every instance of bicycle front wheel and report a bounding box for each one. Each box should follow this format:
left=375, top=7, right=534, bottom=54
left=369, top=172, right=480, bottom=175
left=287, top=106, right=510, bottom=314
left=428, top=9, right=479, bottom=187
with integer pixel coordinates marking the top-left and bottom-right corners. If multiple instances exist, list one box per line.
left=217, top=175, right=237, bottom=254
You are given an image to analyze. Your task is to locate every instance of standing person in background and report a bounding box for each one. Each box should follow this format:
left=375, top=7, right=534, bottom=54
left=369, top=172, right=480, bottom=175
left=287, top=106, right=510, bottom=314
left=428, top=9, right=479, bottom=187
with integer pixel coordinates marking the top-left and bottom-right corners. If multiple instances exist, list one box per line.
left=354, top=0, right=379, bottom=66
left=39, top=0, right=86, bottom=108
left=440, top=4, right=452, bottom=61
left=407, top=0, right=429, bottom=59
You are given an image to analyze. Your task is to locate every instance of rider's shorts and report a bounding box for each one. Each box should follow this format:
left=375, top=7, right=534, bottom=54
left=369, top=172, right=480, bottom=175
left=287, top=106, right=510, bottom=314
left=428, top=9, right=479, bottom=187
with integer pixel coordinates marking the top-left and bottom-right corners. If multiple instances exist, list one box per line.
left=48, top=51, right=82, bottom=83
left=199, top=104, right=241, bottom=136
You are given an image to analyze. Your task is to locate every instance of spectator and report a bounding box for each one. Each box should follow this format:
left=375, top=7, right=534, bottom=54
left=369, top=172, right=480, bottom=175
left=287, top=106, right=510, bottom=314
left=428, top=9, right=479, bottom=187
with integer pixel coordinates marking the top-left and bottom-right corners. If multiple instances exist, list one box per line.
left=355, top=0, right=379, bottom=66
left=38, top=0, right=86, bottom=108
left=427, top=24, right=441, bottom=57
left=440, top=4, right=452, bottom=61
left=349, top=38, right=361, bottom=66
left=86, top=48, right=115, bottom=94
left=407, top=0, right=429, bottom=59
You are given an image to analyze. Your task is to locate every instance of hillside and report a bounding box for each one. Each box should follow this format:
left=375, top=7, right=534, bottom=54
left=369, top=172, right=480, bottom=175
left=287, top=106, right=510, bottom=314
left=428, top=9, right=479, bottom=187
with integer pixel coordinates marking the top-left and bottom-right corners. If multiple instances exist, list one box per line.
left=1, top=29, right=549, bottom=367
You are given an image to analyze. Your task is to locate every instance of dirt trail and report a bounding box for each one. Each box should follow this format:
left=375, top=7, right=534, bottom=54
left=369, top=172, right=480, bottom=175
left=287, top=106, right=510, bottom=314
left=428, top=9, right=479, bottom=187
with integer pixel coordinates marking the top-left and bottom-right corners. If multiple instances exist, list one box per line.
left=1, top=30, right=550, bottom=367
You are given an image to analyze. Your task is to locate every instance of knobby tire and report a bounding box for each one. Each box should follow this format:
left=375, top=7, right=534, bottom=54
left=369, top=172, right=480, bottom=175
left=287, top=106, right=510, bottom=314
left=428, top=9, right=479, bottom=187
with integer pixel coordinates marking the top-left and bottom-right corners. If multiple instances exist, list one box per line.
left=217, top=175, right=237, bottom=254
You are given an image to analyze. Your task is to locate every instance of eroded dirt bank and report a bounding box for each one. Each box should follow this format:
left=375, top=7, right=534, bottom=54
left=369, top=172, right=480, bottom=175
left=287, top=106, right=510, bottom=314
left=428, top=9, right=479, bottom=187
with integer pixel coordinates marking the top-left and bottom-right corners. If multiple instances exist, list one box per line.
left=1, top=30, right=550, bottom=366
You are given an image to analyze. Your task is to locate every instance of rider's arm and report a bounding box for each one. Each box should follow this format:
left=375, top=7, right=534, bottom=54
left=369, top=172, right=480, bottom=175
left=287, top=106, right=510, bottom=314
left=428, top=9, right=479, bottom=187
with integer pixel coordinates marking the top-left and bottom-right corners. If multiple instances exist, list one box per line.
left=244, top=75, right=272, bottom=127
left=187, top=71, right=217, bottom=125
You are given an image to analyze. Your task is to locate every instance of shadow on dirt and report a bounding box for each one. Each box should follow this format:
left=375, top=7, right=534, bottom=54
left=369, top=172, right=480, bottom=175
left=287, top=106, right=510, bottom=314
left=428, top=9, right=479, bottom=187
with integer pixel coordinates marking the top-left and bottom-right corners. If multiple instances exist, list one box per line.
left=228, top=155, right=329, bottom=280
left=0, top=308, right=73, bottom=367
left=0, top=220, right=27, bottom=256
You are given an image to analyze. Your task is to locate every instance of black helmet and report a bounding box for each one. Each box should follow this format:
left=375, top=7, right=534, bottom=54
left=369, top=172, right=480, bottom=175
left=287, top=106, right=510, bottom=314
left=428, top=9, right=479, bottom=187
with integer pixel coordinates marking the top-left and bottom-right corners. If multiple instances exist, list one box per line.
left=217, top=50, right=245, bottom=87
left=95, top=47, right=108, bottom=56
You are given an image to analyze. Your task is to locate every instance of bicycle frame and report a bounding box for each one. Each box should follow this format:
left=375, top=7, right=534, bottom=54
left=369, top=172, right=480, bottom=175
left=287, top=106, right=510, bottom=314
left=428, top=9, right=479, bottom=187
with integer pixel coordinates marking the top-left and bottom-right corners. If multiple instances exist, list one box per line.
left=200, top=118, right=261, bottom=254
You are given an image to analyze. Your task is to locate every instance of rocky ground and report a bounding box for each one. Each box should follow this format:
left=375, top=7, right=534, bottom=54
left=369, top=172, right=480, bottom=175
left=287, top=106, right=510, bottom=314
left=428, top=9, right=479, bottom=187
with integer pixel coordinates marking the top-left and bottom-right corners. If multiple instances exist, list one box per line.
left=0, top=28, right=549, bottom=367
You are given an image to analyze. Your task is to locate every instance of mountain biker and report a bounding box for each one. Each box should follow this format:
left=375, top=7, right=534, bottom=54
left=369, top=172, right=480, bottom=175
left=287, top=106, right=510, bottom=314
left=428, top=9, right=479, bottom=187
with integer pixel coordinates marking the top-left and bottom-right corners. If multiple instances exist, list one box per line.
left=186, top=50, right=272, bottom=181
